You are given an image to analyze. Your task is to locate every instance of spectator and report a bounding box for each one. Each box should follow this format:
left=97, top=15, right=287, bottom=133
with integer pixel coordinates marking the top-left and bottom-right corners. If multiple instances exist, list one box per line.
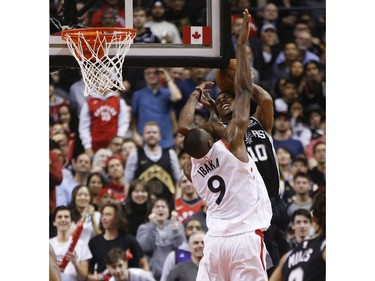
left=187, top=204, right=208, bottom=233
left=87, top=172, right=109, bottom=210
left=50, top=139, right=63, bottom=213
left=250, top=23, right=281, bottom=93
left=133, top=6, right=161, bottom=44
left=300, top=60, right=326, bottom=111
left=105, top=248, right=156, bottom=281
left=287, top=208, right=313, bottom=249
left=274, top=31, right=321, bottom=65
left=281, top=156, right=309, bottom=204
left=272, top=41, right=300, bottom=91
left=58, top=104, right=79, bottom=162
left=96, top=188, right=122, bottom=212
left=125, top=122, right=182, bottom=210
left=91, top=148, right=113, bottom=174
left=105, top=155, right=127, bottom=196
left=108, top=136, right=125, bottom=156
left=306, top=104, right=324, bottom=140
left=309, top=141, right=326, bottom=191
left=87, top=203, right=149, bottom=281
left=289, top=98, right=312, bottom=149
left=101, top=8, right=117, bottom=27
left=306, top=115, right=325, bottom=168
left=68, top=76, right=86, bottom=114
left=121, top=180, right=152, bottom=237
left=56, top=153, right=92, bottom=207
left=160, top=219, right=204, bottom=281
left=89, top=0, right=125, bottom=27
left=166, top=231, right=205, bottom=281
left=164, top=0, right=191, bottom=39
left=50, top=70, right=70, bottom=100
left=120, top=138, right=137, bottom=167
left=174, top=175, right=205, bottom=225
left=274, top=79, right=298, bottom=113
left=287, top=60, right=305, bottom=95
left=69, top=185, right=102, bottom=245
left=144, top=0, right=182, bottom=44
left=121, top=4, right=161, bottom=108
left=136, top=198, right=186, bottom=280
left=272, top=111, right=305, bottom=159
left=50, top=139, right=64, bottom=238
left=50, top=206, right=92, bottom=281
left=286, top=172, right=313, bottom=218
left=276, top=146, right=294, bottom=186
left=50, top=75, right=69, bottom=125
left=270, top=189, right=326, bottom=281
left=79, top=89, right=130, bottom=159
left=131, top=67, right=182, bottom=149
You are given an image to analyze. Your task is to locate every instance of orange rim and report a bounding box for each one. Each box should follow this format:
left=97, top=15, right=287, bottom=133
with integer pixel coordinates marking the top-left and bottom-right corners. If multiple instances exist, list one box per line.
left=61, top=27, right=136, bottom=41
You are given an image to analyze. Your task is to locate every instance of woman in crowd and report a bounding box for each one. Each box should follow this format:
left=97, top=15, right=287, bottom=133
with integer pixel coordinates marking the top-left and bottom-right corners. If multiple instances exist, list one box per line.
left=69, top=185, right=102, bottom=245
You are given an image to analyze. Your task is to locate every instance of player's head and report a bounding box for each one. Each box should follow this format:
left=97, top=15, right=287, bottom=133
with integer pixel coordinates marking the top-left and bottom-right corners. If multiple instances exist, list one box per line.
left=311, top=189, right=326, bottom=238
left=215, top=91, right=235, bottom=122
left=183, top=128, right=214, bottom=159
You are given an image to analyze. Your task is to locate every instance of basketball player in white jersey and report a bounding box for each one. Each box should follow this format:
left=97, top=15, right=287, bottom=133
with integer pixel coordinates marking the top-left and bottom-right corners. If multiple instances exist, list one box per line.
left=178, top=9, right=272, bottom=281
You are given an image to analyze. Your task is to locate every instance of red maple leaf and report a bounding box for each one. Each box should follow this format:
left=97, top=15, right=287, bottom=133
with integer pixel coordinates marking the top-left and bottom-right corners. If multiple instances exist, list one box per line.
left=192, top=31, right=201, bottom=40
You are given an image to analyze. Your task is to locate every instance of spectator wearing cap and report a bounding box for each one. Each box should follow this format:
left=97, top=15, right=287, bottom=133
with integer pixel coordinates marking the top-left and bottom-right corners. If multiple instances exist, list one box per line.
left=97, top=187, right=125, bottom=211
left=250, top=22, right=281, bottom=94
left=144, top=0, right=182, bottom=44
left=272, top=111, right=305, bottom=159
left=254, top=3, right=280, bottom=38
left=89, top=0, right=125, bottom=27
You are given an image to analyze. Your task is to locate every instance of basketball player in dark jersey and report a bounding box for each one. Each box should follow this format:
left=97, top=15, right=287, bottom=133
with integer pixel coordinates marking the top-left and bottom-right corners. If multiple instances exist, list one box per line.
left=269, top=189, right=326, bottom=281
left=205, top=82, right=290, bottom=273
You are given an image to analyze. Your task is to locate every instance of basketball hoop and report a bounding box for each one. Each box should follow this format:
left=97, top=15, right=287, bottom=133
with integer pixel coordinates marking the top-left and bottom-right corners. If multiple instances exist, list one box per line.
left=61, top=27, right=136, bottom=96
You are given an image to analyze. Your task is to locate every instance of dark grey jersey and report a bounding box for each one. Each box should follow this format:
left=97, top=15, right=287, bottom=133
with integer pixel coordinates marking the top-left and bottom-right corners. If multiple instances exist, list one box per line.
left=282, top=237, right=326, bottom=281
left=222, top=117, right=280, bottom=197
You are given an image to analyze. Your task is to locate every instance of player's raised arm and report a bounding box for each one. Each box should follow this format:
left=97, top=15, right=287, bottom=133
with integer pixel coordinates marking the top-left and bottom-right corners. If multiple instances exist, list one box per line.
left=177, top=81, right=215, bottom=136
left=252, top=83, right=274, bottom=134
left=226, top=9, right=253, bottom=161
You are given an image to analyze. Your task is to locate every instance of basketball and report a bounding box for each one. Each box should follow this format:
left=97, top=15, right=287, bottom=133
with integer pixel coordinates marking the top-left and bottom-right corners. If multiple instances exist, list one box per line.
left=215, top=59, right=236, bottom=94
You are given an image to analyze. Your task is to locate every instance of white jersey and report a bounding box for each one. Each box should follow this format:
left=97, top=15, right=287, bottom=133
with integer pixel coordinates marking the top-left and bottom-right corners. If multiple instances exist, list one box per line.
left=190, top=140, right=272, bottom=236
left=49, top=237, right=92, bottom=281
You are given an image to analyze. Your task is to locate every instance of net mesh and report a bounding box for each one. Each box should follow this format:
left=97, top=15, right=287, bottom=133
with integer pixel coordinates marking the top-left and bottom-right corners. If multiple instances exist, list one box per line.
left=62, top=28, right=136, bottom=96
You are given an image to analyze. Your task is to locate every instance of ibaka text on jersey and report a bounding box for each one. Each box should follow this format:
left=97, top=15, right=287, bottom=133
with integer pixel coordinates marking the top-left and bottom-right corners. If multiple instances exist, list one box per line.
left=196, top=158, right=220, bottom=177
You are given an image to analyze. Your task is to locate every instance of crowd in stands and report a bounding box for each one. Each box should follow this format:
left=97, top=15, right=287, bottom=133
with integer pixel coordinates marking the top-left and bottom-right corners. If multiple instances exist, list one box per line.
left=49, top=0, right=325, bottom=280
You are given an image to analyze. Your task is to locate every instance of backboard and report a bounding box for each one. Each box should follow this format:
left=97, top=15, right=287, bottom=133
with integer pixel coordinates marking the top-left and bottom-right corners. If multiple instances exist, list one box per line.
left=49, top=0, right=232, bottom=69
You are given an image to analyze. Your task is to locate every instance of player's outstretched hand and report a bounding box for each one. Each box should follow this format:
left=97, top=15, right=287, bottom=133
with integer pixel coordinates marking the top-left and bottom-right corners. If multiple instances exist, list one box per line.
left=238, top=9, right=251, bottom=45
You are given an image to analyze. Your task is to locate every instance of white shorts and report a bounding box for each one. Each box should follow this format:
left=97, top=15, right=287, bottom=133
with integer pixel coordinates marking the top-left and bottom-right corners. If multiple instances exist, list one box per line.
left=196, top=230, right=268, bottom=281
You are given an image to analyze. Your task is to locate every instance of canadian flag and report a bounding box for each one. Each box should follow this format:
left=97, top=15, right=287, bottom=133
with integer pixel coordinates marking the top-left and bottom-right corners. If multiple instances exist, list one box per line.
left=183, top=26, right=211, bottom=45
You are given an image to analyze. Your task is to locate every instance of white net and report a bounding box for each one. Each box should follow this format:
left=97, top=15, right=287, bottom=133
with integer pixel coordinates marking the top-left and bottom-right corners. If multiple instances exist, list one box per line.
left=63, top=28, right=136, bottom=96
